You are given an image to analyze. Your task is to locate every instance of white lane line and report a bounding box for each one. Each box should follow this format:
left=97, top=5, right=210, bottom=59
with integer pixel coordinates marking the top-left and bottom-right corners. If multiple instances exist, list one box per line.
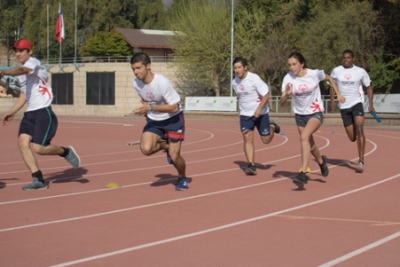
left=50, top=171, right=400, bottom=267
left=0, top=138, right=373, bottom=232
left=318, top=230, right=400, bottom=267
left=0, top=134, right=288, bottom=188
left=0, top=128, right=216, bottom=166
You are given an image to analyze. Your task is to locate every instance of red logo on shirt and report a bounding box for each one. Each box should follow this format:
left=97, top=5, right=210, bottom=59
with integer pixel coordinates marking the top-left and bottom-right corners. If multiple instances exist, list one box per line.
left=146, top=92, right=154, bottom=100
left=239, top=84, right=245, bottom=91
left=359, top=92, right=361, bottom=97
left=256, top=97, right=261, bottom=103
left=299, top=84, right=308, bottom=92
left=344, top=74, right=352, bottom=80
left=38, top=81, right=52, bottom=99
left=310, top=98, right=321, bottom=112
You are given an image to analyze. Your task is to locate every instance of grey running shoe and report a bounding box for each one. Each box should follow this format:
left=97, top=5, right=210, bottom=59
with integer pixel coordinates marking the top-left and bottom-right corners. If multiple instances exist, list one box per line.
left=65, top=146, right=81, bottom=169
left=244, top=163, right=257, bottom=175
left=270, top=119, right=281, bottom=134
left=319, top=155, right=329, bottom=177
left=357, top=161, right=364, bottom=173
left=293, top=172, right=308, bottom=184
left=22, top=177, right=48, bottom=191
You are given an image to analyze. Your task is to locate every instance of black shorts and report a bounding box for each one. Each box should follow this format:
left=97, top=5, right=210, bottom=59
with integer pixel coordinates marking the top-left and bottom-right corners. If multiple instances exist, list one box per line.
left=18, top=106, right=58, bottom=146
left=143, top=112, right=185, bottom=142
left=340, top=102, right=364, bottom=128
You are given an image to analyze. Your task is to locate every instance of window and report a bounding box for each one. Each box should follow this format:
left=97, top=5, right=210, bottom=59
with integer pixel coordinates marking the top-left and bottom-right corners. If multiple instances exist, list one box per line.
left=51, top=73, right=73, bottom=104
left=86, top=72, right=115, bottom=105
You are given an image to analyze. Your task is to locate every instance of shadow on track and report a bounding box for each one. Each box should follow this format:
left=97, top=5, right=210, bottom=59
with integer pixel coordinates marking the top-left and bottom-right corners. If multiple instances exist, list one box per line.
left=151, top=174, right=193, bottom=187
left=47, top=167, right=90, bottom=184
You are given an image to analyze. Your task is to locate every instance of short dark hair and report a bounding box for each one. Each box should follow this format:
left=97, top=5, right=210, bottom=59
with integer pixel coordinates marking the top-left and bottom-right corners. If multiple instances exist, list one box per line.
left=233, top=57, right=248, bottom=67
left=130, top=52, right=151, bottom=65
left=288, top=52, right=307, bottom=68
left=342, top=49, right=354, bottom=58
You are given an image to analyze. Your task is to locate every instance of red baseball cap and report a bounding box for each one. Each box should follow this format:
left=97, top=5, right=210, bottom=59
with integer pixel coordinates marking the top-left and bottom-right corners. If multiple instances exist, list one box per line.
left=10, top=39, right=32, bottom=50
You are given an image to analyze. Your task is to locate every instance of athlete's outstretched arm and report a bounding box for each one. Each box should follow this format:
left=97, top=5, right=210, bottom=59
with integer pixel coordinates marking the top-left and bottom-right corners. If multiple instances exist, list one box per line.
left=325, top=74, right=345, bottom=104
left=0, top=66, right=32, bottom=78
left=2, top=91, right=27, bottom=126
left=366, top=85, right=376, bottom=113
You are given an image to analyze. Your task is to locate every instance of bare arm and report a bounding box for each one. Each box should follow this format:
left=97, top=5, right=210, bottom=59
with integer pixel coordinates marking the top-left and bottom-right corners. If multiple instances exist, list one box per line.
left=366, top=85, right=375, bottom=113
left=0, top=67, right=32, bottom=78
left=254, top=93, right=269, bottom=118
left=280, top=83, right=292, bottom=107
left=134, top=100, right=179, bottom=115
left=325, top=74, right=345, bottom=103
left=2, top=91, right=27, bottom=126
left=329, top=86, right=336, bottom=113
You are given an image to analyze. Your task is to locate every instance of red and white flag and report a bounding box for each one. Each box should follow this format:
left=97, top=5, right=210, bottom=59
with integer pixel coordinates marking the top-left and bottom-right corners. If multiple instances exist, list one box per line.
left=56, top=2, right=65, bottom=43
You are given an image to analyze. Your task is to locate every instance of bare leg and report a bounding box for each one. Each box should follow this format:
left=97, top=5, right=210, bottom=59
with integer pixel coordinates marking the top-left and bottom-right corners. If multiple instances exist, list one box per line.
left=354, top=116, right=365, bottom=163
left=32, top=144, right=64, bottom=156
left=18, top=134, right=39, bottom=173
left=297, top=118, right=323, bottom=172
left=140, top=132, right=168, bottom=156
left=260, top=124, right=275, bottom=144
left=168, top=140, right=186, bottom=177
left=242, top=130, right=254, bottom=164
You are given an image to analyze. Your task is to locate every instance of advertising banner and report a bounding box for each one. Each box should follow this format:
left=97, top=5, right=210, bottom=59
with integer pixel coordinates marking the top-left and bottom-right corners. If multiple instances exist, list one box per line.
left=185, top=97, right=237, bottom=112
left=364, top=94, right=400, bottom=113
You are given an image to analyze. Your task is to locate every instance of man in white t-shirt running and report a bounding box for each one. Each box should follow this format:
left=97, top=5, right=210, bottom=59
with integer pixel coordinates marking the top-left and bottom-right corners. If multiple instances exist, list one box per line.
left=0, top=39, right=80, bottom=190
left=329, top=49, right=375, bottom=173
left=232, top=57, right=280, bottom=175
left=131, top=53, right=188, bottom=191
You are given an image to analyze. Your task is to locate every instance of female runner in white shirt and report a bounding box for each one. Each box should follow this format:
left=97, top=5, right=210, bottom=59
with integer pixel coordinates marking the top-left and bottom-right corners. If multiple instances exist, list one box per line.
left=280, top=52, right=345, bottom=184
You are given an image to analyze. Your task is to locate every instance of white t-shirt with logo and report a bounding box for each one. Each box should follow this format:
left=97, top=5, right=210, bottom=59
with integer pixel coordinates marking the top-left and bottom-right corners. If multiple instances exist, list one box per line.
left=282, top=69, right=325, bottom=115
left=232, top=72, right=269, bottom=116
left=330, top=65, right=370, bottom=109
left=132, top=73, right=182, bottom=121
left=22, top=57, right=53, bottom=112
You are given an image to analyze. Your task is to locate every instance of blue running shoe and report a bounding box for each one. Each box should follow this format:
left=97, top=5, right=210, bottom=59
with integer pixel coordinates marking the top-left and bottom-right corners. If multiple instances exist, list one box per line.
left=175, top=177, right=188, bottom=191
left=22, top=177, right=48, bottom=191
left=165, top=148, right=173, bottom=164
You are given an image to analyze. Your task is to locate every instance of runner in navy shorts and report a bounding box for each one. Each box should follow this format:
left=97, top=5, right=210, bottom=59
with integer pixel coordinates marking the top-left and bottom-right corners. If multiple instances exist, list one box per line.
left=232, top=57, right=280, bottom=175
left=1, top=39, right=81, bottom=191
left=131, top=53, right=188, bottom=191
left=240, top=113, right=271, bottom=136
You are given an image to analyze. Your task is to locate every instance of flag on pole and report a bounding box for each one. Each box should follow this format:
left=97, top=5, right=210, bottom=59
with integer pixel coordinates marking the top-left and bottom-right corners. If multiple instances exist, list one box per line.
left=56, top=2, right=65, bottom=43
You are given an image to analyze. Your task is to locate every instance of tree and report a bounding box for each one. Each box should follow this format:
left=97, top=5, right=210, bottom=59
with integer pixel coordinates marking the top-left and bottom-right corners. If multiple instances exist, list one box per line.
left=80, top=30, right=133, bottom=56
left=367, top=47, right=400, bottom=93
left=168, top=0, right=232, bottom=96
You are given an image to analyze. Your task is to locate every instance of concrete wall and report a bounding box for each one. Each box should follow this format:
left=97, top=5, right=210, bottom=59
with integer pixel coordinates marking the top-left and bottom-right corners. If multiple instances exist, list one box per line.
left=0, top=62, right=178, bottom=117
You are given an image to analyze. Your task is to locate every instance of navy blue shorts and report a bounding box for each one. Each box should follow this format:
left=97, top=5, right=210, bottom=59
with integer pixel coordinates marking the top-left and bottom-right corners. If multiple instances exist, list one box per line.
left=18, top=106, right=58, bottom=146
left=143, top=112, right=185, bottom=142
left=240, top=114, right=271, bottom=136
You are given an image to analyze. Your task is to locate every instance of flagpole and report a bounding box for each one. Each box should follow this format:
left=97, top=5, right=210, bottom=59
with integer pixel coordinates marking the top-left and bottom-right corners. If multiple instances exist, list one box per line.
left=47, top=4, right=49, bottom=64
left=75, top=0, right=77, bottom=63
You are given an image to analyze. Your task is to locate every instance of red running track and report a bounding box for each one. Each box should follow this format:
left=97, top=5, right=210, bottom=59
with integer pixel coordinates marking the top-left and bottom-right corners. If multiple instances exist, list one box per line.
left=0, top=117, right=399, bottom=267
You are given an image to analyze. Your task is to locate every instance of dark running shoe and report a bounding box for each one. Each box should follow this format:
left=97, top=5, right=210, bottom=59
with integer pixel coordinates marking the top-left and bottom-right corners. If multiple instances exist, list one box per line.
left=22, top=177, right=48, bottom=191
left=293, top=172, right=308, bottom=184
left=244, top=163, right=257, bottom=175
left=175, top=176, right=188, bottom=191
left=269, top=119, right=281, bottom=134
left=165, top=148, right=173, bottom=164
left=319, top=155, right=329, bottom=177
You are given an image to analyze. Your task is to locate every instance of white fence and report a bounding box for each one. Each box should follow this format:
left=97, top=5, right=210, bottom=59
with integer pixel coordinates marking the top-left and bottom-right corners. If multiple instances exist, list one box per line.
left=185, top=97, right=237, bottom=112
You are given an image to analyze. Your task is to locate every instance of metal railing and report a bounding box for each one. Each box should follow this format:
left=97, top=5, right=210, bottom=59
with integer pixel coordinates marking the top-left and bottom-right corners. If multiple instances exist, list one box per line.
left=0, top=56, right=178, bottom=67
